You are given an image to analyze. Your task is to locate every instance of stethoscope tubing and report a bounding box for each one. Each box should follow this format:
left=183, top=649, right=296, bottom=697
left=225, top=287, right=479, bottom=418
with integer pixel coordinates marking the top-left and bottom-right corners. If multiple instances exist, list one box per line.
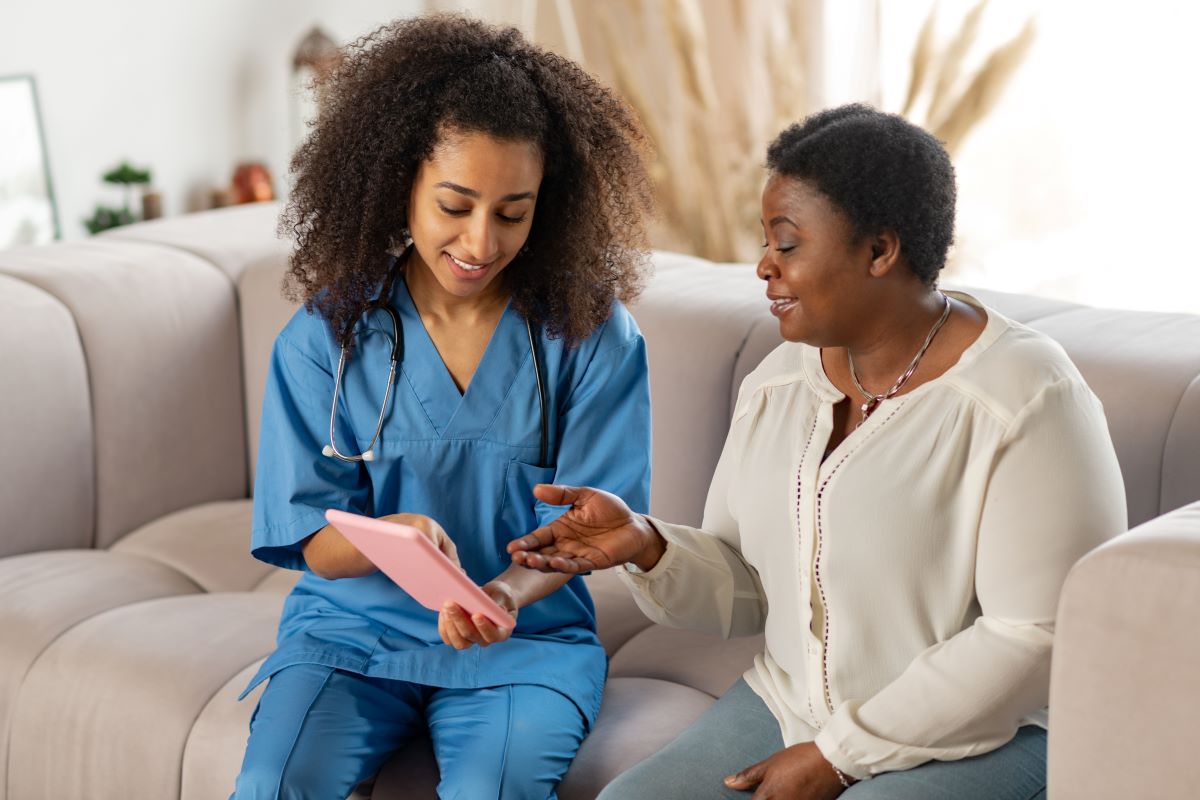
left=323, top=299, right=548, bottom=467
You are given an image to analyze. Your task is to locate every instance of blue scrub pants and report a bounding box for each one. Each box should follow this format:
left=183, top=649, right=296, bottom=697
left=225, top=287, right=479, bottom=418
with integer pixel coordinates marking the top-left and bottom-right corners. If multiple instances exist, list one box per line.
left=598, top=679, right=1047, bottom=800
left=232, top=663, right=585, bottom=800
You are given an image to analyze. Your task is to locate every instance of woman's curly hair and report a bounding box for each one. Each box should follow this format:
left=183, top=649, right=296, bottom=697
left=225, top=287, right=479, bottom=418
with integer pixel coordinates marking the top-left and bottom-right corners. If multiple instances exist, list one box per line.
left=281, top=13, right=655, bottom=346
left=766, top=104, right=956, bottom=286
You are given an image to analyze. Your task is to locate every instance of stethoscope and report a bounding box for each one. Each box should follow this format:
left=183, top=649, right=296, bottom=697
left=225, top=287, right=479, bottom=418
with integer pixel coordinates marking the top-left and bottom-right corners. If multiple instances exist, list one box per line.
left=321, top=293, right=549, bottom=468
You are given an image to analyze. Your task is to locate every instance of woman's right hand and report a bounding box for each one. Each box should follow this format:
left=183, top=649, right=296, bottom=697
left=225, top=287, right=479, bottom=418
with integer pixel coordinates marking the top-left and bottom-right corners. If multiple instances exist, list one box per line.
left=507, top=485, right=666, bottom=574
left=378, top=513, right=462, bottom=569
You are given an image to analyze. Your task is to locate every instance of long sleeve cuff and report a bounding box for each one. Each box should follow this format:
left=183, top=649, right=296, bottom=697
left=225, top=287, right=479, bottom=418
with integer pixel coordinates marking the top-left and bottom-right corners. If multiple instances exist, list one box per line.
left=813, top=703, right=883, bottom=781
left=620, top=516, right=683, bottom=581
left=616, top=516, right=766, bottom=638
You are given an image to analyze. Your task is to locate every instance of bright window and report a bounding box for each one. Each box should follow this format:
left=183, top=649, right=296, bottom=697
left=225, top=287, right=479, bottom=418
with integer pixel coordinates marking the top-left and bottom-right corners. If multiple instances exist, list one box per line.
left=874, top=0, right=1200, bottom=313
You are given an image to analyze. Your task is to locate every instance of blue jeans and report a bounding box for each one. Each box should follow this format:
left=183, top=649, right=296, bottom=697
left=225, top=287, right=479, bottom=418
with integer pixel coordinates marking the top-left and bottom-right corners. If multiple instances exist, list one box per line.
left=598, top=679, right=1046, bottom=800
left=231, top=663, right=585, bottom=800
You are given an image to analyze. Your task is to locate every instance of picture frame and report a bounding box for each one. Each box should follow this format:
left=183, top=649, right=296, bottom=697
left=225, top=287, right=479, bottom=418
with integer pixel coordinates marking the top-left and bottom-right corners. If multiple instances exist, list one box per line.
left=0, top=74, right=60, bottom=248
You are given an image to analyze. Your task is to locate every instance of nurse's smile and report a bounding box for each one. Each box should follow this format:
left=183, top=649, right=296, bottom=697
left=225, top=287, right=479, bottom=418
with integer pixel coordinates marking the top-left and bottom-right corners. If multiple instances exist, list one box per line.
left=443, top=251, right=497, bottom=282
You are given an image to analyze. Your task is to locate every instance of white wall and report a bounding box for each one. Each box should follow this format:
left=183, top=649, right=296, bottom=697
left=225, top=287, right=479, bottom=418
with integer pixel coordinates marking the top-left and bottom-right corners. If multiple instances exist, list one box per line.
left=875, top=0, right=1200, bottom=314
left=0, top=0, right=423, bottom=240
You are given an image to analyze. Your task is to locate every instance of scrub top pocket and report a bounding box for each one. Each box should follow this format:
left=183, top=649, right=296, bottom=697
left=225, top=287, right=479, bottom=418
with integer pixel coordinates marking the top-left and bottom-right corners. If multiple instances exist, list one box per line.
left=499, top=459, right=559, bottom=544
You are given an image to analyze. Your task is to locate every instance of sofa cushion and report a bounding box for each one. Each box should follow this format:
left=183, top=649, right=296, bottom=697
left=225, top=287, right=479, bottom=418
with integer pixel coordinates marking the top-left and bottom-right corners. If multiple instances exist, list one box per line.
left=0, top=551, right=202, bottom=798
left=253, top=567, right=303, bottom=595
left=949, top=285, right=1083, bottom=323
left=584, top=567, right=655, bottom=656
left=236, top=255, right=300, bottom=485
left=556, top=677, right=717, bottom=800
left=1162, top=375, right=1200, bottom=515
left=1025, top=308, right=1200, bottom=525
left=630, top=253, right=776, bottom=527
left=8, top=592, right=283, bottom=800
left=0, top=240, right=248, bottom=547
left=103, top=202, right=288, bottom=285
left=609, top=625, right=764, bottom=699
left=181, top=660, right=263, bottom=800
left=110, top=499, right=277, bottom=593
left=0, top=275, right=93, bottom=556
left=1049, top=501, right=1200, bottom=798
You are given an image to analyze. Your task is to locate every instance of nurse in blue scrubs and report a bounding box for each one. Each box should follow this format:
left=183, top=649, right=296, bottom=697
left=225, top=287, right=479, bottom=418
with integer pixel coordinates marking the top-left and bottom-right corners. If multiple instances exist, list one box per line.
left=231, top=14, right=655, bottom=800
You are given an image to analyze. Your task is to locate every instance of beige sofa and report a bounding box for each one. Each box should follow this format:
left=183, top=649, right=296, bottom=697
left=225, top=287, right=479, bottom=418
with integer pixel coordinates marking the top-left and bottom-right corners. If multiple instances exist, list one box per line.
left=1, top=203, right=1197, bottom=800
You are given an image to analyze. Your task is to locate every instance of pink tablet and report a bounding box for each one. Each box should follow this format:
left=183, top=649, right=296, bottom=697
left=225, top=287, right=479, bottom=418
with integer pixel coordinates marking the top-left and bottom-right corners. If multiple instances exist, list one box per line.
left=325, top=509, right=517, bottom=629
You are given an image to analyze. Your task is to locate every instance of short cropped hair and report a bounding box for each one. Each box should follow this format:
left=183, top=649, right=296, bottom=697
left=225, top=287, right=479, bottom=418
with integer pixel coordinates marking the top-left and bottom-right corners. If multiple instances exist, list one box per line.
left=765, top=104, right=956, bottom=285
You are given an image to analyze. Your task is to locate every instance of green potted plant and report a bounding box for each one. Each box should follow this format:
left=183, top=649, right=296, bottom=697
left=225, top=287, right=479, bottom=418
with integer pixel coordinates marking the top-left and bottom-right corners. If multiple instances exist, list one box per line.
left=85, top=161, right=152, bottom=234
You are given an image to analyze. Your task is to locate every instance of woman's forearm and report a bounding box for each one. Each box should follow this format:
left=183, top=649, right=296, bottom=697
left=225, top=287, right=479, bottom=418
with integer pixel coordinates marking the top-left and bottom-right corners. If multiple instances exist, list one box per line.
left=301, top=524, right=377, bottom=579
left=492, top=562, right=574, bottom=609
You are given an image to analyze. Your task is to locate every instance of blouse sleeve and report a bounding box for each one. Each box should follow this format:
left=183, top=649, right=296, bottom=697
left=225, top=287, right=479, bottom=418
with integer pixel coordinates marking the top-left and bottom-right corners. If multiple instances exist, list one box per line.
left=617, top=385, right=768, bottom=639
left=814, top=379, right=1128, bottom=779
left=250, top=331, right=372, bottom=571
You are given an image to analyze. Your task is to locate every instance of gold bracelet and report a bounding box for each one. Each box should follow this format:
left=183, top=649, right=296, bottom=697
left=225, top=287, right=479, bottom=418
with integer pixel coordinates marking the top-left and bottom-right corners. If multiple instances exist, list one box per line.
left=831, top=764, right=852, bottom=788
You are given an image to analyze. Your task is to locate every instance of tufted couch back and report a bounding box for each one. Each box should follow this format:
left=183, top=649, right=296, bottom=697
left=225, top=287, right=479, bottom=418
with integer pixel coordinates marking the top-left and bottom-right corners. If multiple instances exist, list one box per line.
left=2, top=202, right=1199, bottom=560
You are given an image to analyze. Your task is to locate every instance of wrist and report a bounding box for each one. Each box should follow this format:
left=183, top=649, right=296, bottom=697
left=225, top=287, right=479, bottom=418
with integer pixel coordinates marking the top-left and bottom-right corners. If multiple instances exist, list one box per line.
left=489, top=565, right=569, bottom=610
left=631, top=517, right=668, bottom=572
left=484, top=579, right=519, bottom=612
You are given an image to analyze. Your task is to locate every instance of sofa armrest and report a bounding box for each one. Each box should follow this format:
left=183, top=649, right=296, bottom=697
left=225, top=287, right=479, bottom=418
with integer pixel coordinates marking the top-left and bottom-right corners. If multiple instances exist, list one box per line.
left=1048, top=500, right=1200, bottom=799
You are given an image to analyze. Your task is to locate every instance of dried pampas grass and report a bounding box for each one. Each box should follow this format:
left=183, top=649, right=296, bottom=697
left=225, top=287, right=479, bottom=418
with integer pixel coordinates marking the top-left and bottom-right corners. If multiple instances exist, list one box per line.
left=904, top=1, right=1037, bottom=156
left=487, top=0, right=1032, bottom=261
left=932, top=18, right=1036, bottom=154
left=539, top=0, right=1033, bottom=260
left=530, top=0, right=812, bottom=262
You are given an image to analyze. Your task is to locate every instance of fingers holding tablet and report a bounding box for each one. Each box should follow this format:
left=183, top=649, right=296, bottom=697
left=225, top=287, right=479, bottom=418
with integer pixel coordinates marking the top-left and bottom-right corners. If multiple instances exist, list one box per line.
left=439, top=582, right=518, bottom=650
left=378, top=512, right=462, bottom=569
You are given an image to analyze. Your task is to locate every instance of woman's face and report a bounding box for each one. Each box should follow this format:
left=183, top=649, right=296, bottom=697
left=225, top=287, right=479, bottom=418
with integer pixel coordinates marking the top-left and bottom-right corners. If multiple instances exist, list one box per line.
left=407, top=129, right=543, bottom=302
left=757, top=174, right=871, bottom=345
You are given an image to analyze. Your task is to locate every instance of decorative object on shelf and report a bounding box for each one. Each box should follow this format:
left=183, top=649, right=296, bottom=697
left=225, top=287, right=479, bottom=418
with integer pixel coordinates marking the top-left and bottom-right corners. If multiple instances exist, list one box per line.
left=141, top=190, right=163, bottom=221
left=85, top=161, right=153, bottom=234
left=291, top=26, right=343, bottom=148
left=0, top=74, right=60, bottom=248
left=210, top=187, right=234, bottom=209
left=231, top=162, right=274, bottom=204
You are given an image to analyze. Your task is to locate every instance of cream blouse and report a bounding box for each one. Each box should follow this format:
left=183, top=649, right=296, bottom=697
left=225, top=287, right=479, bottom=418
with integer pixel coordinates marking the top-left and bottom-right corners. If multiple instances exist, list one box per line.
left=619, top=294, right=1127, bottom=779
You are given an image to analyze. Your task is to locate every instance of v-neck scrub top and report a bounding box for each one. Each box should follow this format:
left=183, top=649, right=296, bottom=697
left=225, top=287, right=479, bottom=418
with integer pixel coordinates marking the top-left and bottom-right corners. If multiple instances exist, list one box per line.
left=619, top=294, right=1127, bottom=779
left=243, top=279, right=652, bottom=728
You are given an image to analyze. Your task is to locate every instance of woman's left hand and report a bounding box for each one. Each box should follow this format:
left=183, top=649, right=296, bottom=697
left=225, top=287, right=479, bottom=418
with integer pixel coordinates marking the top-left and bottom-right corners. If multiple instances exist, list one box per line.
left=724, top=742, right=851, bottom=799
left=438, top=580, right=518, bottom=650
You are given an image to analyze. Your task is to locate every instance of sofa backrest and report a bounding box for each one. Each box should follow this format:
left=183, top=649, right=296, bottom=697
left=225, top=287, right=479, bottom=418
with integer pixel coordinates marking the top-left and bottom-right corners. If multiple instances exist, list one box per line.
left=0, top=236, right=251, bottom=553
left=962, top=288, right=1200, bottom=527
left=0, top=273, right=93, bottom=554
left=1, top=204, right=1197, bottom=558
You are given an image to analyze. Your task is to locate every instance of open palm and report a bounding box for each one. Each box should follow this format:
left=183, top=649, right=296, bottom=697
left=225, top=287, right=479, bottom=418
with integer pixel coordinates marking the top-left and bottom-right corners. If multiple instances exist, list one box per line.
left=506, top=485, right=660, bottom=574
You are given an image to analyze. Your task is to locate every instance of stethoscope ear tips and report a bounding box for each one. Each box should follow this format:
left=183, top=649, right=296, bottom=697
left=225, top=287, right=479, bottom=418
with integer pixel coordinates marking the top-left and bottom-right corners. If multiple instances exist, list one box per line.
left=362, top=450, right=376, bottom=462
left=321, top=445, right=335, bottom=458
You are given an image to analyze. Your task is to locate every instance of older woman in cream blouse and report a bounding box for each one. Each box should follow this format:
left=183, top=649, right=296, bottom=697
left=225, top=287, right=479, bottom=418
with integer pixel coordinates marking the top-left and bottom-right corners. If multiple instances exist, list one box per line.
left=508, top=104, right=1127, bottom=800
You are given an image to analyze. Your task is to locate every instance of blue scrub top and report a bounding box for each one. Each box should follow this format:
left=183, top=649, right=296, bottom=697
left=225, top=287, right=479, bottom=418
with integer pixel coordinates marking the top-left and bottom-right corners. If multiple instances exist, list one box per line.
left=242, top=277, right=652, bottom=728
